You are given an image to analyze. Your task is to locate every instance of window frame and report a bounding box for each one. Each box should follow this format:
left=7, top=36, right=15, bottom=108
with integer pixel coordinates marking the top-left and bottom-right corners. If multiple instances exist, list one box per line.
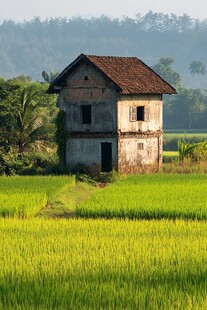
left=129, top=106, right=149, bottom=122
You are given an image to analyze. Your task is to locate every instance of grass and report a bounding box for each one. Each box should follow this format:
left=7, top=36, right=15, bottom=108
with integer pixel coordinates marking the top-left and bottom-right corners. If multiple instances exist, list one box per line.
left=0, top=176, right=75, bottom=218
left=163, top=151, right=179, bottom=163
left=77, top=174, right=207, bottom=220
left=1, top=174, right=207, bottom=308
left=1, top=218, right=207, bottom=309
left=37, top=181, right=98, bottom=218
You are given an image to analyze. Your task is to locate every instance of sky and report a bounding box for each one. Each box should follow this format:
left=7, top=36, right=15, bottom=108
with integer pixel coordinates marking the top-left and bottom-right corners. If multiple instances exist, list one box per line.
left=0, top=0, right=207, bottom=23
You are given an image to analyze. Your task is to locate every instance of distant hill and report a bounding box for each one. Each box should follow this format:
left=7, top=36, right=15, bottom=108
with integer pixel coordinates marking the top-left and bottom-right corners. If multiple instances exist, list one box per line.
left=0, top=12, right=207, bottom=88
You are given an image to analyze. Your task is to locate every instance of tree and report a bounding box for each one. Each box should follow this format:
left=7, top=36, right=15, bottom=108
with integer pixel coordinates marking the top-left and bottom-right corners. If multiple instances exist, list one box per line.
left=16, top=87, right=47, bottom=154
left=0, top=78, right=21, bottom=153
left=42, top=70, right=59, bottom=84
left=151, top=57, right=182, bottom=88
left=189, top=60, right=206, bottom=88
left=164, top=88, right=207, bottom=129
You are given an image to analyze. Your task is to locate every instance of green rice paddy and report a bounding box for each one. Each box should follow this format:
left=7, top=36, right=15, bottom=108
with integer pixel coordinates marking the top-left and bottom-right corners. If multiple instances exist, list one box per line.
left=0, top=176, right=75, bottom=217
left=77, top=174, right=207, bottom=220
left=1, top=174, right=207, bottom=309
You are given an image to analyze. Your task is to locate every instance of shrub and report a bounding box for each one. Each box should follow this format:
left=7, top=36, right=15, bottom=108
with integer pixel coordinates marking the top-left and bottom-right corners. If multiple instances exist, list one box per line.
left=95, top=170, right=119, bottom=183
left=76, top=173, right=97, bottom=186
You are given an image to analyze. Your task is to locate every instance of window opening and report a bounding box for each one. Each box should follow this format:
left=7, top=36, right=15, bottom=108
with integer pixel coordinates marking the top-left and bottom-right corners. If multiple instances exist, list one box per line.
left=129, top=106, right=149, bottom=122
left=84, top=76, right=89, bottom=80
left=137, top=106, right=144, bottom=121
left=81, top=105, right=91, bottom=124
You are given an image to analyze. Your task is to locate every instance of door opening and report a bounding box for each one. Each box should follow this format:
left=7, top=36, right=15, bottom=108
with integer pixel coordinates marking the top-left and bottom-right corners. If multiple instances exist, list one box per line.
left=101, top=143, right=112, bottom=172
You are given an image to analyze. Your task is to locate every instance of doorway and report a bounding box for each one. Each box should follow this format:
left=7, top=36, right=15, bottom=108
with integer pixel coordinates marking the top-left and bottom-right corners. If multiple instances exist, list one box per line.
left=101, top=142, right=112, bottom=172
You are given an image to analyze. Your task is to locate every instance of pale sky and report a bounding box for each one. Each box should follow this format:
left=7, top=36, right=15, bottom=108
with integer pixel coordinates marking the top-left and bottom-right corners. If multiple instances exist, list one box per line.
left=0, top=0, right=207, bottom=22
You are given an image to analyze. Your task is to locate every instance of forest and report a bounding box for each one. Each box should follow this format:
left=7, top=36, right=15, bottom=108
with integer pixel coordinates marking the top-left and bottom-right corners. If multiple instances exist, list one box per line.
left=0, top=11, right=207, bottom=87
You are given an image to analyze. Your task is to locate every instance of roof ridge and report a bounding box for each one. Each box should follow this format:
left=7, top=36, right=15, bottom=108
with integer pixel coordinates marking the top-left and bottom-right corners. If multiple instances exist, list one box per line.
left=85, top=54, right=139, bottom=60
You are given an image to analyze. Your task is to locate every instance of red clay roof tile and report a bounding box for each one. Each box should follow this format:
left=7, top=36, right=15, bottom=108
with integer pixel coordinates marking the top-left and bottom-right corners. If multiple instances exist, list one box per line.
left=48, top=54, right=176, bottom=95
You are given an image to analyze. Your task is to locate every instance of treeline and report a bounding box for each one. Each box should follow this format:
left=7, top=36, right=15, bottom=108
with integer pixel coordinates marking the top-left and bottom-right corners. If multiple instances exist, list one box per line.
left=0, top=12, right=207, bottom=87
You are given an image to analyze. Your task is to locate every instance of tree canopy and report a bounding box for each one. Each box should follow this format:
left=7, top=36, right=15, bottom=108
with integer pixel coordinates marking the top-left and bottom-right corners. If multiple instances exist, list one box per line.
left=0, top=13, right=207, bottom=88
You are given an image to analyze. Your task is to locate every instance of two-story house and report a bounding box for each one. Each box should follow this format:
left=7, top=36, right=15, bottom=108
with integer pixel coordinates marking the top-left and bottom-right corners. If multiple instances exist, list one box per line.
left=48, top=54, right=176, bottom=174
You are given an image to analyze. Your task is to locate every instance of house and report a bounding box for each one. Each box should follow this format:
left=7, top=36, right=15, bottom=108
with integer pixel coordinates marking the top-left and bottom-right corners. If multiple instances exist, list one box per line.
left=48, top=54, right=176, bottom=174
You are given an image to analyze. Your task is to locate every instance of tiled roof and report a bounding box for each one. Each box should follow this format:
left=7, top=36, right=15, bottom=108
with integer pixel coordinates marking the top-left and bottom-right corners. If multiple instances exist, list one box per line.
left=85, top=55, right=176, bottom=94
left=48, top=54, right=176, bottom=95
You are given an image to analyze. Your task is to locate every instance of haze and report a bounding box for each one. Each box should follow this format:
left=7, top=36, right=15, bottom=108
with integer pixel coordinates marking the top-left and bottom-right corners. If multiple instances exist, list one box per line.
left=1, top=0, right=207, bottom=22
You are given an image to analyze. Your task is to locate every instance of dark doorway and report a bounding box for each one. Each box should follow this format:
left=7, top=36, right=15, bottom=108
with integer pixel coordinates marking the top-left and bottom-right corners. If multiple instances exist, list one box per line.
left=101, top=143, right=112, bottom=172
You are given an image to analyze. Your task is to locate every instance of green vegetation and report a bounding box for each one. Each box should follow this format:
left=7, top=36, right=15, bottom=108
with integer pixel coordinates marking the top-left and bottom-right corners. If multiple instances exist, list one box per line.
left=163, top=151, right=179, bottom=163
left=1, top=174, right=207, bottom=308
left=55, top=110, right=67, bottom=165
left=1, top=13, right=207, bottom=89
left=151, top=57, right=182, bottom=88
left=0, top=176, right=75, bottom=218
left=1, top=218, right=207, bottom=309
left=163, top=131, right=207, bottom=151
left=77, top=174, right=207, bottom=220
left=0, top=77, right=59, bottom=175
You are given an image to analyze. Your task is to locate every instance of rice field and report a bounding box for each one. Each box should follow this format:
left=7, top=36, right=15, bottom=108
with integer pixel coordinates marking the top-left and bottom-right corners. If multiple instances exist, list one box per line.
left=77, top=174, right=207, bottom=220
left=1, top=174, right=207, bottom=309
left=0, top=176, right=75, bottom=218
left=0, top=218, right=207, bottom=309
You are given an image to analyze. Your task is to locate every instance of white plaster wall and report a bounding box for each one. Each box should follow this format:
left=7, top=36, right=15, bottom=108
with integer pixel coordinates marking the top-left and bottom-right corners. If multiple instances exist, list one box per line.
left=117, top=94, right=163, bottom=132
left=118, top=136, right=161, bottom=173
left=66, top=138, right=118, bottom=170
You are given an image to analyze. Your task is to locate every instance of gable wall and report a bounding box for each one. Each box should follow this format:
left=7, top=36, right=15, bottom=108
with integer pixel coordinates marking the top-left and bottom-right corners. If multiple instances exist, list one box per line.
left=59, top=62, right=117, bottom=133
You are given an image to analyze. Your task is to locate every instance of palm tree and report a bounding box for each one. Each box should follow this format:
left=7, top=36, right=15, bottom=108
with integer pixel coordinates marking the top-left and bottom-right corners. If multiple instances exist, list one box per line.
left=42, top=70, right=59, bottom=84
left=189, top=60, right=206, bottom=88
left=17, top=88, right=47, bottom=154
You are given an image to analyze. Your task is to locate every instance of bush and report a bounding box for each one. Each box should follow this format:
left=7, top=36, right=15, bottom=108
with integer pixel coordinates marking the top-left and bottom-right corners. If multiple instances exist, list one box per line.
left=71, top=163, right=89, bottom=175
left=95, top=170, right=119, bottom=183
left=44, top=164, right=71, bottom=175
left=76, top=173, right=97, bottom=186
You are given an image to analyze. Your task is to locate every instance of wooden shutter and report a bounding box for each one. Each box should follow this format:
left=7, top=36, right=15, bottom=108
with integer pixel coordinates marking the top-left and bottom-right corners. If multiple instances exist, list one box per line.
left=129, top=106, right=137, bottom=122
left=144, top=106, right=150, bottom=121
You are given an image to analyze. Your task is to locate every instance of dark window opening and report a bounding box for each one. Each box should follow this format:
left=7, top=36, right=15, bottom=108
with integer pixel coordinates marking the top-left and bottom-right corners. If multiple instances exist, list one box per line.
left=84, top=76, right=89, bottom=80
left=81, top=105, right=91, bottom=124
left=137, top=106, right=144, bottom=121
left=129, top=106, right=150, bottom=122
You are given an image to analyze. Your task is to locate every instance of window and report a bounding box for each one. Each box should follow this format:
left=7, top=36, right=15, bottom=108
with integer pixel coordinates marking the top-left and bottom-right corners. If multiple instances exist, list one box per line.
left=137, top=143, right=144, bottom=150
left=129, top=106, right=149, bottom=122
left=137, top=106, right=144, bottom=121
left=81, top=105, right=91, bottom=124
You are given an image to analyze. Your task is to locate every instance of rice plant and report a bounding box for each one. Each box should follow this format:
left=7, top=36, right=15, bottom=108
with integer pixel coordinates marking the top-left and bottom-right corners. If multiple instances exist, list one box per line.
left=77, top=174, right=207, bottom=220
left=0, top=218, right=207, bottom=309
left=0, top=176, right=75, bottom=218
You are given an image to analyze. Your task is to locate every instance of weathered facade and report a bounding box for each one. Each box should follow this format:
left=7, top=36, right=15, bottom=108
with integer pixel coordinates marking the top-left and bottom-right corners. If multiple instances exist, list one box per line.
left=48, top=54, right=176, bottom=174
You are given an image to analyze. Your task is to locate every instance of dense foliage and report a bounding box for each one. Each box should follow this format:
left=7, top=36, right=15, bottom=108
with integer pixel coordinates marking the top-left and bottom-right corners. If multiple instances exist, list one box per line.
left=0, top=77, right=59, bottom=174
left=55, top=110, right=67, bottom=165
left=0, top=13, right=207, bottom=89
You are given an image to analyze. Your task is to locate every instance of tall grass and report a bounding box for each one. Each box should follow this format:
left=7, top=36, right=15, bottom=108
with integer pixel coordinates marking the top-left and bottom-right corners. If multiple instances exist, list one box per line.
left=77, top=174, right=207, bottom=220
left=0, top=218, right=207, bottom=309
left=0, top=176, right=75, bottom=218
